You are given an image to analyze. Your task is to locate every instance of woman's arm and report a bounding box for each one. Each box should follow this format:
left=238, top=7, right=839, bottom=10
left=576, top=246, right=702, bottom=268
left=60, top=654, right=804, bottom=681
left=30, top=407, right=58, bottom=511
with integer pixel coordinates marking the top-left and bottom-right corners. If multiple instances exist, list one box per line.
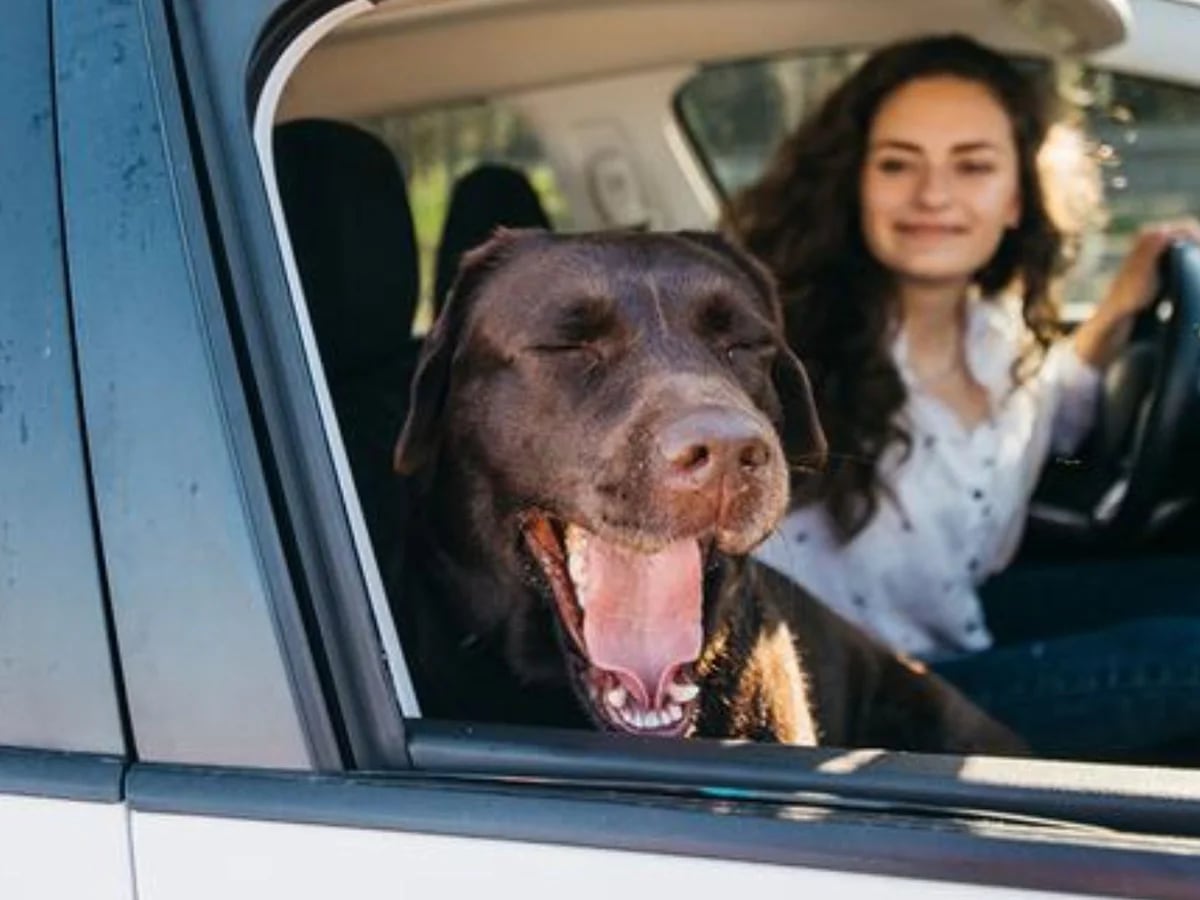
left=1072, top=219, right=1200, bottom=369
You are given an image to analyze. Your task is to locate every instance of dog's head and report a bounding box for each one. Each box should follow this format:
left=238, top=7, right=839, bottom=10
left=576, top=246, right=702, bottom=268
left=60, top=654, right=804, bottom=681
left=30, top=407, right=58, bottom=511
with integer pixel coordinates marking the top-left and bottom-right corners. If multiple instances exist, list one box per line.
left=395, top=229, right=824, bottom=735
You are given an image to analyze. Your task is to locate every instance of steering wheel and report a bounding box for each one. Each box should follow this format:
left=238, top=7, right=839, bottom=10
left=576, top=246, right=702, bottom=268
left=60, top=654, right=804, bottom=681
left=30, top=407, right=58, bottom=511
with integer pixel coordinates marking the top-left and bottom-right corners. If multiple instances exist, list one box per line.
left=1028, top=240, right=1200, bottom=548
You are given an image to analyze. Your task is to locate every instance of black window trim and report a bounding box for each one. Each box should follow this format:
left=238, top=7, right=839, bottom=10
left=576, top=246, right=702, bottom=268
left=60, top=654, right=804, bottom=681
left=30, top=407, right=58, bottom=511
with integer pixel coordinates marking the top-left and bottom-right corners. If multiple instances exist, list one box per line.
left=408, top=720, right=1200, bottom=841
left=249, top=0, right=422, bottom=724
left=168, top=0, right=413, bottom=770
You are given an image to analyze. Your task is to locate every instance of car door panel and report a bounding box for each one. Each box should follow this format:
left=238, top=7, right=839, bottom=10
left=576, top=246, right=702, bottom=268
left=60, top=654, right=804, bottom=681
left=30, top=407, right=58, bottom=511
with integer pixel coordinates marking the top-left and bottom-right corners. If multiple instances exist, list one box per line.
left=130, top=810, right=1087, bottom=899
left=125, top=762, right=1200, bottom=899
left=51, top=0, right=334, bottom=770
left=1, top=0, right=123, bottom=757
left=0, top=5, right=133, bottom=896
left=0, top=749, right=133, bottom=900
left=1, top=795, right=133, bottom=900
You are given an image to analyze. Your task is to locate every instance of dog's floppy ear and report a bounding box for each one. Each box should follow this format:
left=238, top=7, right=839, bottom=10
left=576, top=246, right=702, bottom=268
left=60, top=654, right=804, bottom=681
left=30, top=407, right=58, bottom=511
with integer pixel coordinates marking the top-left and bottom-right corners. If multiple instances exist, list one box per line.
left=675, top=230, right=827, bottom=471
left=393, top=227, right=534, bottom=476
left=773, top=344, right=828, bottom=478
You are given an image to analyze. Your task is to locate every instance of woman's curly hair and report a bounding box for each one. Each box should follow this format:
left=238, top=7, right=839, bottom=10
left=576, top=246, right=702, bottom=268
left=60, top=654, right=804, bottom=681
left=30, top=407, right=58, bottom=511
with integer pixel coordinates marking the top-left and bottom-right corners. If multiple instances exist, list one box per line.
left=723, top=34, right=1064, bottom=542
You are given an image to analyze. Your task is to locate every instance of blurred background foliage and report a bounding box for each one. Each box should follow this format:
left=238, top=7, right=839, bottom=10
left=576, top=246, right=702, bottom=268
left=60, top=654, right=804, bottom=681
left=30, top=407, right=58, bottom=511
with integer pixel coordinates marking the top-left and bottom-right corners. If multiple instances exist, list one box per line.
left=359, top=104, right=569, bottom=330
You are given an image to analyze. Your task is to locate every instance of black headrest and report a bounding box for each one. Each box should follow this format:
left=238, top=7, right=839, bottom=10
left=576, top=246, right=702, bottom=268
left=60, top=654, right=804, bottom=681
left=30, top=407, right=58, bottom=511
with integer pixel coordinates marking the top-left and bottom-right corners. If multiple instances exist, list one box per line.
left=274, top=118, right=418, bottom=379
left=433, top=163, right=551, bottom=311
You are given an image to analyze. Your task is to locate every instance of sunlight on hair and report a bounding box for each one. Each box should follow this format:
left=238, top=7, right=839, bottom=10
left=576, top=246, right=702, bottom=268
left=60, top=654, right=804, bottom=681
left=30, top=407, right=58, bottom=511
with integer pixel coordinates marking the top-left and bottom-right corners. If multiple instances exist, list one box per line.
left=1038, top=120, right=1108, bottom=249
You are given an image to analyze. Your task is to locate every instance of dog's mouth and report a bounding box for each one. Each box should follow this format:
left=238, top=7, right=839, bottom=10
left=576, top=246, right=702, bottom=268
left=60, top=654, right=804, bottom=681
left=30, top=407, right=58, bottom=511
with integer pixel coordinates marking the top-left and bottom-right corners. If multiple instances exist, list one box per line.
left=521, top=513, right=705, bottom=738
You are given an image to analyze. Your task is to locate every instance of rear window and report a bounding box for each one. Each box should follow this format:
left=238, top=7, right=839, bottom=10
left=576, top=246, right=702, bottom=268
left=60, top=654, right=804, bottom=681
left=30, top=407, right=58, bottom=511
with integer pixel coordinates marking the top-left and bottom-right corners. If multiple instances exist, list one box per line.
left=676, top=52, right=1200, bottom=312
left=357, top=101, right=572, bottom=331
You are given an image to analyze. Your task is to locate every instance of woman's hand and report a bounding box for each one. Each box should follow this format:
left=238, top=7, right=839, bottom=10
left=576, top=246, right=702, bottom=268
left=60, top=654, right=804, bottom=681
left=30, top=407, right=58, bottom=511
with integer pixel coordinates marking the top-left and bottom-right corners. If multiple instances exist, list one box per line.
left=1103, top=219, right=1200, bottom=318
left=1073, top=218, right=1200, bottom=369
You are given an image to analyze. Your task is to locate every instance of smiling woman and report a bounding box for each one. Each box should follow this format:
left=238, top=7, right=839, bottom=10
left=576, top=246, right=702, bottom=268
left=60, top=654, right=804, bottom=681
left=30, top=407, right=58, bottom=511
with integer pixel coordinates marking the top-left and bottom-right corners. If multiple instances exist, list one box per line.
left=724, top=32, right=1200, bottom=764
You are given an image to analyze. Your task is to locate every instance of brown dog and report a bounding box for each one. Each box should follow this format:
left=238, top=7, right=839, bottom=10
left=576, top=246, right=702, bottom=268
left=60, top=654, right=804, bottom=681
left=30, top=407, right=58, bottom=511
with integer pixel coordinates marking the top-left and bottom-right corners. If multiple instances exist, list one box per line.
left=390, top=228, right=1023, bottom=754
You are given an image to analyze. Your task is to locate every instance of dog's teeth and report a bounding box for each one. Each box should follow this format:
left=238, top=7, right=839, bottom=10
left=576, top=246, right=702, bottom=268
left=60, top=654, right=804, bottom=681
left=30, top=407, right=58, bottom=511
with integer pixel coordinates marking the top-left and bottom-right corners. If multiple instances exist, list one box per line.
left=605, top=684, right=628, bottom=708
left=565, top=527, right=590, bottom=604
left=565, top=525, right=589, bottom=556
left=646, top=710, right=664, bottom=728
left=567, top=552, right=587, bottom=588
left=667, top=680, right=700, bottom=703
left=666, top=703, right=684, bottom=723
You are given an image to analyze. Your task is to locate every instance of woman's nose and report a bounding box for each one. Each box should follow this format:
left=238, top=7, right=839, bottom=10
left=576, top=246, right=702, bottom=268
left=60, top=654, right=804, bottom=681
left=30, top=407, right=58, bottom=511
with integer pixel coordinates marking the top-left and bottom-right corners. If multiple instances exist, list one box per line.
left=915, top=165, right=952, bottom=208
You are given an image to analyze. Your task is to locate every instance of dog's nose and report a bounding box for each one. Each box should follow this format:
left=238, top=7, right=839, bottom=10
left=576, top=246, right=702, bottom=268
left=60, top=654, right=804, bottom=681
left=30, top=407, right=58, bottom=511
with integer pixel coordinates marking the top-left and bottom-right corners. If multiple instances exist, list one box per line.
left=657, top=407, right=773, bottom=491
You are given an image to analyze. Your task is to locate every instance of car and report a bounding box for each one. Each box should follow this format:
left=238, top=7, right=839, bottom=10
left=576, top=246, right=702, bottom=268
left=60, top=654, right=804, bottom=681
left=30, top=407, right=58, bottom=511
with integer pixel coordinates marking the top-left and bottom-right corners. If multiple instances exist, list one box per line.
left=6, top=0, right=1200, bottom=896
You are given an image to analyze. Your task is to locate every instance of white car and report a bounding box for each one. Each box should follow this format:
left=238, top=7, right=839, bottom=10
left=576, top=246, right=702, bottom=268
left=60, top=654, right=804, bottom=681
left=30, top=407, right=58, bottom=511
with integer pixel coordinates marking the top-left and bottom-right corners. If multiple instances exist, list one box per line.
left=5, top=0, right=1200, bottom=896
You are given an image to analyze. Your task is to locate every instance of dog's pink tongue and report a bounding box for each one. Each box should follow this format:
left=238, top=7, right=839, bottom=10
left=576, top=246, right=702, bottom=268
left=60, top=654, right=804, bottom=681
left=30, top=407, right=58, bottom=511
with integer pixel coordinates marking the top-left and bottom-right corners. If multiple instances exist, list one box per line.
left=577, top=536, right=703, bottom=707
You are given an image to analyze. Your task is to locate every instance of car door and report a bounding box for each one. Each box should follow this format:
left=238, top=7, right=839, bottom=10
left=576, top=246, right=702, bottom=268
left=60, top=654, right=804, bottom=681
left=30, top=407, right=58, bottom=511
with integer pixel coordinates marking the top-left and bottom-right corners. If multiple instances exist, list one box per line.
left=0, top=2, right=133, bottom=898
left=47, top=0, right=1200, bottom=897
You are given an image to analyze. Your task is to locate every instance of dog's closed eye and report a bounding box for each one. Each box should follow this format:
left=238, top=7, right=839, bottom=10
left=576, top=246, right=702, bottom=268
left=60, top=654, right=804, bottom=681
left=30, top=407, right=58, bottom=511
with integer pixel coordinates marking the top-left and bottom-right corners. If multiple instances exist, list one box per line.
left=526, top=299, right=622, bottom=363
left=725, top=340, right=776, bottom=364
left=525, top=341, right=608, bottom=377
left=528, top=341, right=601, bottom=356
left=556, top=297, right=620, bottom=342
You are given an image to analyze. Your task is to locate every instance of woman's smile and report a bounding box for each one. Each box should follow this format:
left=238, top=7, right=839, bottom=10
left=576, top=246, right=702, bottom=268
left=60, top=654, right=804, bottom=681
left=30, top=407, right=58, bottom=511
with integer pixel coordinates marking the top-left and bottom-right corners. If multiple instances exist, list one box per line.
left=894, top=221, right=968, bottom=237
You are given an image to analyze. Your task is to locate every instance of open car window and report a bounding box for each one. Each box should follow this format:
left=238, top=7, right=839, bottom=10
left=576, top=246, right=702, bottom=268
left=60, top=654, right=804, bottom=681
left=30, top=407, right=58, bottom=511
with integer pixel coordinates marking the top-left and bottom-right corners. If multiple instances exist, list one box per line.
left=255, top=0, right=1200, bottom=770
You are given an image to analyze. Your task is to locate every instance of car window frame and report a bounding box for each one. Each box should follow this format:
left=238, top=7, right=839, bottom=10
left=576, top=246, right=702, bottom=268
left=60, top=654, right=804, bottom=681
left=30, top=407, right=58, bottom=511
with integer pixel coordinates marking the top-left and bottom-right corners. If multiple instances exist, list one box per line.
left=168, top=0, right=413, bottom=769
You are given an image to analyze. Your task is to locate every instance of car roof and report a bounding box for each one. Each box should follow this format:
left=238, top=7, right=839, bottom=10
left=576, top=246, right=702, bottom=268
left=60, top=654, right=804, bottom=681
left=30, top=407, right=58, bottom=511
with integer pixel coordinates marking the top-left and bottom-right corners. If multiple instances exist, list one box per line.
left=279, top=0, right=1130, bottom=120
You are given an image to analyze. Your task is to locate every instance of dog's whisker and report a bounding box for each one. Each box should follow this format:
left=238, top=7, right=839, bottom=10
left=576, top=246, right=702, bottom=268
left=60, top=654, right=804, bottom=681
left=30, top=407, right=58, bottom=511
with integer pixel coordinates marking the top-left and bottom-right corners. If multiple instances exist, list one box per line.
left=802, top=449, right=875, bottom=464
left=787, top=449, right=874, bottom=471
left=788, top=463, right=824, bottom=476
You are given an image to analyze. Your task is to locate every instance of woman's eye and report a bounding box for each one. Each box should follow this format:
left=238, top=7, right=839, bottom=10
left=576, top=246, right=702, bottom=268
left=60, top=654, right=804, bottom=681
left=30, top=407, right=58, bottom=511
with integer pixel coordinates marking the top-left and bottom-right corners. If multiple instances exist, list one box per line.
left=876, top=157, right=911, bottom=174
left=957, top=159, right=996, bottom=175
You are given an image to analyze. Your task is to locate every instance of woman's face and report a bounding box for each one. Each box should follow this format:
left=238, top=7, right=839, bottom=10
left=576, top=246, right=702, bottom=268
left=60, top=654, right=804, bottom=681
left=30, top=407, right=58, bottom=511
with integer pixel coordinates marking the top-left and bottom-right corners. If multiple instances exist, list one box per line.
left=860, top=75, right=1022, bottom=291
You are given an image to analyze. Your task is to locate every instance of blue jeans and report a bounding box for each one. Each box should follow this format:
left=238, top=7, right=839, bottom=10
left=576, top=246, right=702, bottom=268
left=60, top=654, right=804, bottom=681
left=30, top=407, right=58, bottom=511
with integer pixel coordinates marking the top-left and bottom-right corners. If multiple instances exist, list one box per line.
left=931, top=557, right=1200, bottom=763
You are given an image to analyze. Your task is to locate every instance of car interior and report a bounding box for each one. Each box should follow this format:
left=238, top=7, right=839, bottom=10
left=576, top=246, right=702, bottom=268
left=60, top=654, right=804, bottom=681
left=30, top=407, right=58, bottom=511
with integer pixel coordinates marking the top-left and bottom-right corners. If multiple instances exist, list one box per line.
left=262, top=0, right=1200, bottom=765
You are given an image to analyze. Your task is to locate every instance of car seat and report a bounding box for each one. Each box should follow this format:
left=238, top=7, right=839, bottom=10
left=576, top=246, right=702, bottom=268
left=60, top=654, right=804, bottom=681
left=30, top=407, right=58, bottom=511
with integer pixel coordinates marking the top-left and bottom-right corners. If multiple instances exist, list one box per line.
left=433, top=163, right=551, bottom=315
left=273, top=117, right=420, bottom=555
